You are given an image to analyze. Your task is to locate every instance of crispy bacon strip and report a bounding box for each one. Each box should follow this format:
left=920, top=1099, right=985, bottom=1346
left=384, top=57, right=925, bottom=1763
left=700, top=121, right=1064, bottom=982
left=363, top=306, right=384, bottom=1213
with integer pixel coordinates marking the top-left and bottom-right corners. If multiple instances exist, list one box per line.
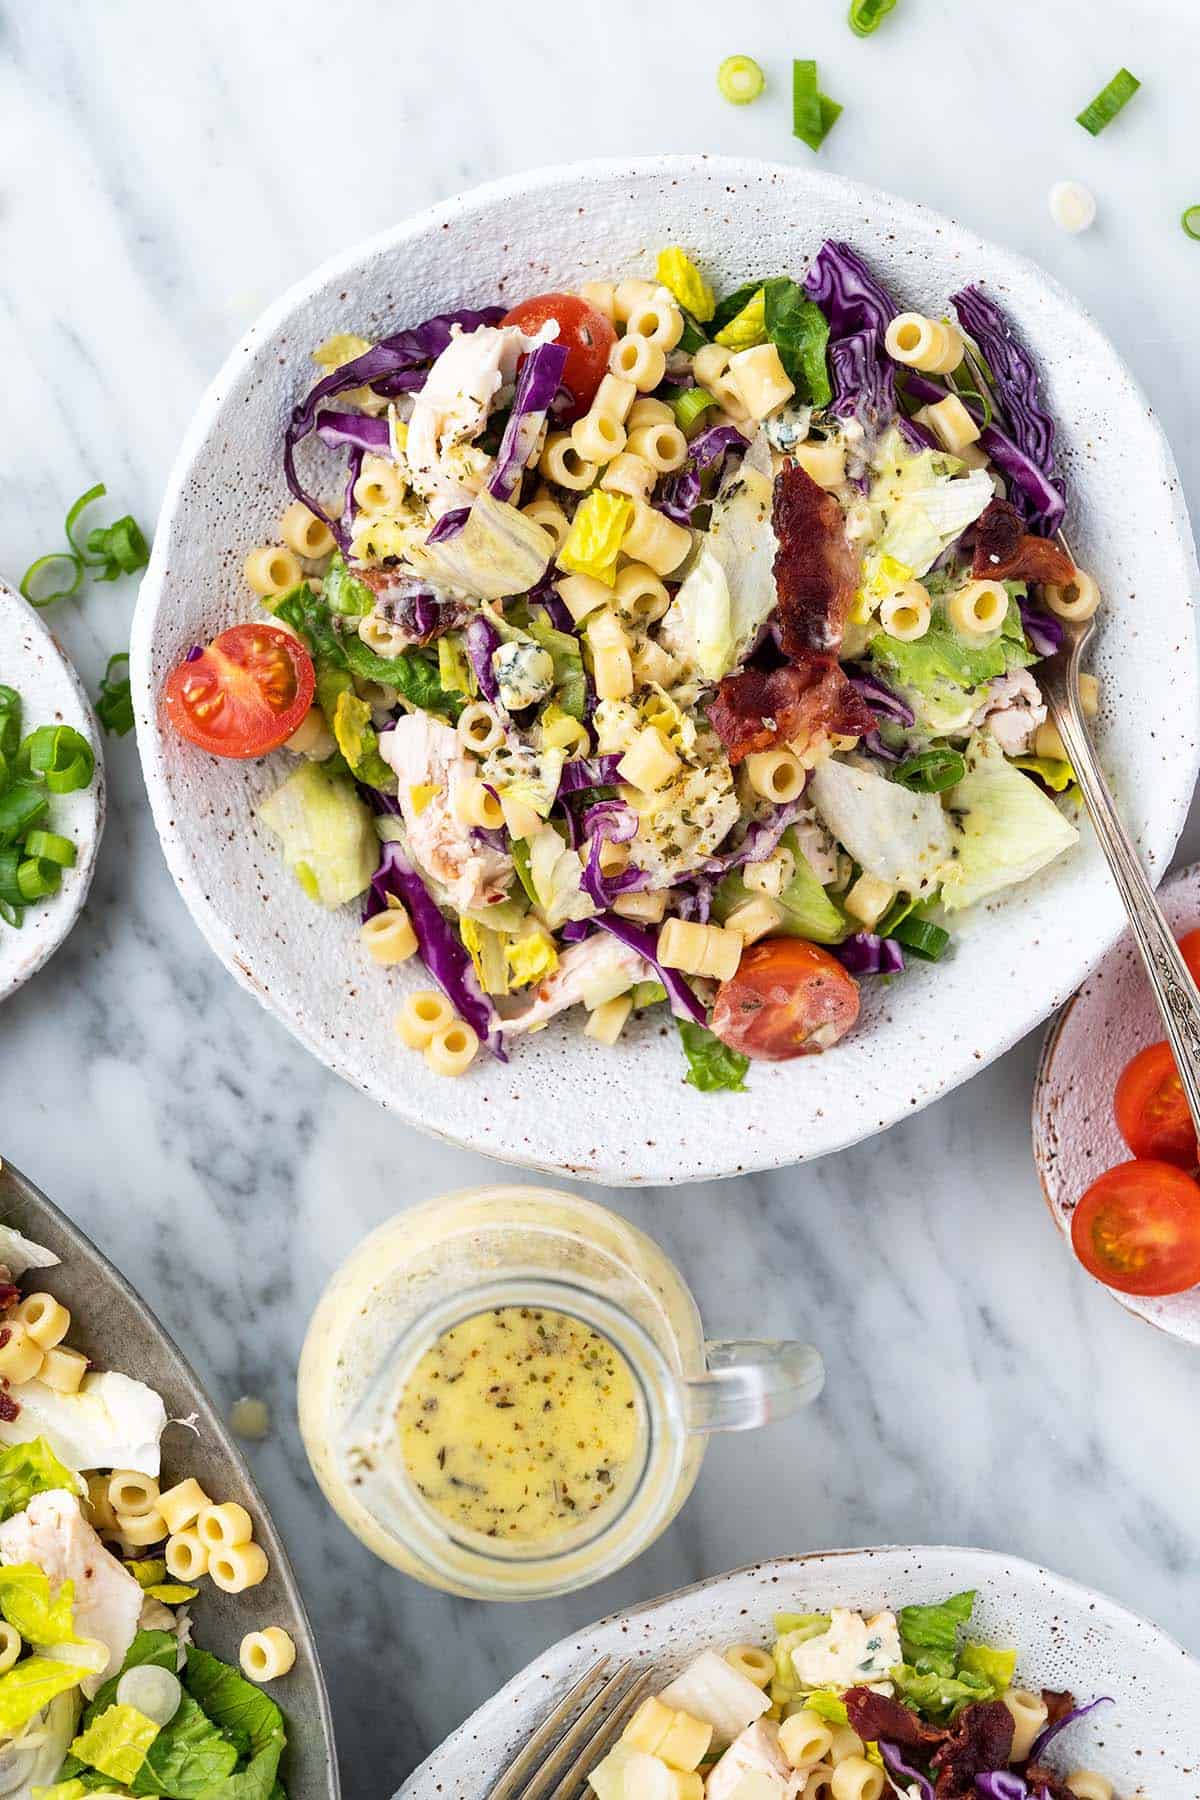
left=708, top=655, right=877, bottom=765
left=972, top=498, right=1075, bottom=587
left=843, top=1688, right=947, bottom=1750
left=773, top=460, right=860, bottom=657
left=1039, top=1688, right=1077, bottom=1730
left=930, top=1700, right=1014, bottom=1798
left=1023, top=1765, right=1077, bottom=1800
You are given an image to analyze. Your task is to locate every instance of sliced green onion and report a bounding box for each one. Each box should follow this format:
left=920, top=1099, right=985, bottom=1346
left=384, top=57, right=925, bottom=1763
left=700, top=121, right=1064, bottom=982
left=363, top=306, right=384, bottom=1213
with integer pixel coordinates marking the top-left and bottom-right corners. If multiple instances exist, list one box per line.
left=20, top=725, right=95, bottom=795
left=19, top=552, right=84, bottom=609
left=893, top=749, right=966, bottom=794
left=0, top=688, right=21, bottom=762
left=717, top=55, right=766, bottom=105
left=64, top=483, right=108, bottom=562
left=1076, top=68, right=1140, bottom=136
left=1182, top=205, right=1200, bottom=241
left=848, top=0, right=898, bottom=35
left=949, top=365, right=993, bottom=427
left=891, top=914, right=951, bottom=961
left=23, top=830, right=76, bottom=868
left=16, top=856, right=61, bottom=902
left=85, top=514, right=150, bottom=582
left=792, top=61, right=843, bottom=151
left=96, top=651, right=135, bottom=737
left=0, top=849, right=23, bottom=908
left=670, top=387, right=718, bottom=433
left=0, top=784, right=49, bottom=847
left=0, top=899, right=23, bottom=930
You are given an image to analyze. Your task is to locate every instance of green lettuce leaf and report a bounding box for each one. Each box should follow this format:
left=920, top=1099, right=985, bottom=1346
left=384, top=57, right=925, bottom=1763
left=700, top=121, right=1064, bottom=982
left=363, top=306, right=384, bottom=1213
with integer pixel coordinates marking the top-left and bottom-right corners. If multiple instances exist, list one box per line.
left=799, top=1689, right=849, bottom=1725
left=32, top=1780, right=88, bottom=1800
left=940, top=737, right=1079, bottom=913
left=677, top=1021, right=749, bottom=1093
left=0, top=1438, right=81, bottom=1521
left=70, top=1703, right=159, bottom=1785
left=330, top=690, right=395, bottom=791
left=958, top=1640, right=1017, bottom=1697
left=711, top=282, right=764, bottom=335
left=527, top=615, right=587, bottom=722
left=869, top=602, right=1034, bottom=733
left=322, top=553, right=374, bottom=619
left=130, top=1692, right=240, bottom=1798
left=891, top=1661, right=994, bottom=1720
left=257, top=762, right=378, bottom=909
left=712, top=830, right=848, bottom=944
left=769, top=1613, right=831, bottom=1706
left=899, top=1589, right=976, bottom=1664
left=183, top=1647, right=285, bottom=1762
left=341, top=637, right=463, bottom=718
left=0, top=1565, right=81, bottom=1646
left=762, top=279, right=831, bottom=406
left=0, top=1656, right=89, bottom=1736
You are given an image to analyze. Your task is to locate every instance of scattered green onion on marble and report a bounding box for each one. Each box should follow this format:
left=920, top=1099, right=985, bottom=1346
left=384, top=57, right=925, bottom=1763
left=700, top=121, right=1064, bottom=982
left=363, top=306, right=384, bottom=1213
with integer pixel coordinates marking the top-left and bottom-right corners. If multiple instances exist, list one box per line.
left=792, top=60, right=843, bottom=151
left=717, top=55, right=766, bottom=105
left=1076, top=68, right=1140, bottom=136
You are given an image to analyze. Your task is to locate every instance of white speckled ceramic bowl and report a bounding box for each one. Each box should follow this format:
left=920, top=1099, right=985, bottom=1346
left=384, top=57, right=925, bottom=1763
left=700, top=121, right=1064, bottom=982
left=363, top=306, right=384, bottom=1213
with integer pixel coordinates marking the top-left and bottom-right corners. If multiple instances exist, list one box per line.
left=131, top=156, right=1200, bottom=1185
left=396, top=1547, right=1200, bottom=1800
left=1034, top=863, right=1200, bottom=1342
left=0, top=582, right=105, bottom=1002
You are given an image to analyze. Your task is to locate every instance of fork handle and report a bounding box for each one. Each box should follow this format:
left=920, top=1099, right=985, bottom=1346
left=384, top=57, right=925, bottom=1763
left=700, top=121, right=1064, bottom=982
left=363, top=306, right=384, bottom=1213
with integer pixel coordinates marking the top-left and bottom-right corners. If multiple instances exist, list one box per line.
left=1051, top=697, right=1200, bottom=1132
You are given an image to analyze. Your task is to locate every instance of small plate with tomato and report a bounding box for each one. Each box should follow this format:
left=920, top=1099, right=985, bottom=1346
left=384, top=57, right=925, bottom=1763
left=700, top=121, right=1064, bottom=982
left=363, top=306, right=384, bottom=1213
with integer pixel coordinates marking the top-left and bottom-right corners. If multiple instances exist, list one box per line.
left=1034, top=863, right=1200, bottom=1339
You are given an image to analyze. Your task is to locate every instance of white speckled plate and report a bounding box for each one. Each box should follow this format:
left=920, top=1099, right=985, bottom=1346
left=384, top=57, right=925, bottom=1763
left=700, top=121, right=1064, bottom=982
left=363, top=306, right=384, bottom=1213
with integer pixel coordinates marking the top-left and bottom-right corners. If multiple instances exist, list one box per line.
left=1034, top=863, right=1200, bottom=1342
left=0, top=581, right=105, bottom=1002
left=131, top=156, right=1200, bottom=1185
left=396, top=1547, right=1199, bottom=1800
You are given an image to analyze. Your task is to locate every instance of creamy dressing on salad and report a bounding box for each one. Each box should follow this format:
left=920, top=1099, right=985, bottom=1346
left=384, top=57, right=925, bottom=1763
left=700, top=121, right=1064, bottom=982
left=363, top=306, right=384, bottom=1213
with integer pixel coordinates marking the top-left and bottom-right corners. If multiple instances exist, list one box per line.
left=398, top=1305, right=640, bottom=1543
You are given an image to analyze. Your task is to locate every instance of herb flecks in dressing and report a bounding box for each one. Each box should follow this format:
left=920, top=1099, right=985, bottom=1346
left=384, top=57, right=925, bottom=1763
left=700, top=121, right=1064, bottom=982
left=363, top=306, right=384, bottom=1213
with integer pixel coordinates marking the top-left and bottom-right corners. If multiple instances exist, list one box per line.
left=398, top=1306, right=639, bottom=1543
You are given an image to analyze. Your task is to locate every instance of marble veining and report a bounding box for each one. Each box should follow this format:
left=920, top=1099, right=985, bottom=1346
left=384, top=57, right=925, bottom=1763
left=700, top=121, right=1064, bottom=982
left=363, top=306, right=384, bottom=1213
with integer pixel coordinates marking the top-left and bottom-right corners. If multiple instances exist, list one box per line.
left=2, top=0, right=1199, bottom=1793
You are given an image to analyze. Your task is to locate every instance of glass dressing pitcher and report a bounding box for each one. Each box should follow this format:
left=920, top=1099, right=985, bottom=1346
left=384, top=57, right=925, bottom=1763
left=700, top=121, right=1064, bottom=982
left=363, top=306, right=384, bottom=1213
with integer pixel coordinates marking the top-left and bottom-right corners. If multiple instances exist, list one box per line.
left=298, top=1186, right=824, bottom=1600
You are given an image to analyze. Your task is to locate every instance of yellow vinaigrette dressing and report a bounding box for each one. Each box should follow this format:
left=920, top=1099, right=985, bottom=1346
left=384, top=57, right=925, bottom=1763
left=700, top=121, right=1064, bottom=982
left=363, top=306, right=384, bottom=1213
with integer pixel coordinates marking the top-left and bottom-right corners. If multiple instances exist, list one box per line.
left=398, top=1306, right=642, bottom=1545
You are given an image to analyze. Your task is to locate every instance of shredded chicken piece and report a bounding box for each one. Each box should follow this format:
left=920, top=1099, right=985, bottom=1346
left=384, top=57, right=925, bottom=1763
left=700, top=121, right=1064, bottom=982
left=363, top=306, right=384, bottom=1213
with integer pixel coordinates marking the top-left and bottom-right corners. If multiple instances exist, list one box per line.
left=379, top=714, right=512, bottom=913
left=972, top=667, right=1047, bottom=757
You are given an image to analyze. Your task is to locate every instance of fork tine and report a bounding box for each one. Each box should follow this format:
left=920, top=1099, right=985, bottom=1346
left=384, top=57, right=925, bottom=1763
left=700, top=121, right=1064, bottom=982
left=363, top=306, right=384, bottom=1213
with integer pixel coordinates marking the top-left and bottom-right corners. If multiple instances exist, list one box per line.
left=540, top=1668, right=655, bottom=1800
left=487, top=1659, right=613, bottom=1800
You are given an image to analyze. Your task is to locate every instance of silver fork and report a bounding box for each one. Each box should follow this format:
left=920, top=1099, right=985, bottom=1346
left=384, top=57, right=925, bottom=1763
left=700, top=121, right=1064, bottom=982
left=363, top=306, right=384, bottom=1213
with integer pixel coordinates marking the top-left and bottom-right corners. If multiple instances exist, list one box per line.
left=487, top=1660, right=655, bottom=1800
left=1036, top=570, right=1200, bottom=1135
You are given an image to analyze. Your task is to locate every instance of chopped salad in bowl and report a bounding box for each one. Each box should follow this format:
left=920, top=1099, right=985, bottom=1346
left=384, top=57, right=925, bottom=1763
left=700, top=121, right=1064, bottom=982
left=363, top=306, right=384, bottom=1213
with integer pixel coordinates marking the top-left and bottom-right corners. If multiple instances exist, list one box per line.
left=586, top=1591, right=1120, bottom=1800
left=162, top=239, right=1097, bottom=1091
left=0, top=1220, right=294, bottom=1800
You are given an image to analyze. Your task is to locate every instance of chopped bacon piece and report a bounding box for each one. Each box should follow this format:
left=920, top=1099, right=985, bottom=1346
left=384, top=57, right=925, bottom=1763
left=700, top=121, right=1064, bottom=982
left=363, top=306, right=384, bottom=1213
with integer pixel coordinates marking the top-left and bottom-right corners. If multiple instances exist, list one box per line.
left=1039, top=1688, right=1077, bottom=1729
left=972, top=498, right=1075, bottom=586
left=0, top=1285, right=19, bottom=1315
left=930, top=1701, right=1014, bottom=1798
left=844, top=1688, right=947, bottom=1750
left=1023, top=1765, right=1076, bottom=1800
left=0, top=1390, right=19, bottom=1424
left=708, top=655, right=877, bottom=765
left=773, top=461, right=860, bottom=657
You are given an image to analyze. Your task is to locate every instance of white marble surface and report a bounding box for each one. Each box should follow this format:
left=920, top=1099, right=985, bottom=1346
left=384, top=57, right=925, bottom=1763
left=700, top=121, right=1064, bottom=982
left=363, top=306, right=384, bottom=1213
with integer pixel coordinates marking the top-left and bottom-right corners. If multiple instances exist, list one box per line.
left=2, top=1, right=1199, bottom=1793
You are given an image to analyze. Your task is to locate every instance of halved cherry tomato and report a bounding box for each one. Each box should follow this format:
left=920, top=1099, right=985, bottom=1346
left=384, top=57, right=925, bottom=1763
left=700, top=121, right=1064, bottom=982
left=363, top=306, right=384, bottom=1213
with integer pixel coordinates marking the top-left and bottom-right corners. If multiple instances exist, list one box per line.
left=1114, top=1040, right=1198, bottom=1167
left=499, top=293, right=616, bottom=422
left=1178, top=928, right=1200, bottom=989
left=1070, top=1160, right=1200, bottom=1296
left=164, top=624, right=314, bottom=759
left=711, top=939, right=860, bottom=1061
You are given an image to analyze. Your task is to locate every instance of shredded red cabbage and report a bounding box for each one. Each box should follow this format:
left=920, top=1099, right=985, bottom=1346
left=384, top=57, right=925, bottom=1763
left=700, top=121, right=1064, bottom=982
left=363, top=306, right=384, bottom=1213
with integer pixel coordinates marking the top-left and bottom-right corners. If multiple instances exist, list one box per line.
left=803, top=240, right=899, bottom=428
left=973, top=1774, right=1034, bottom=1799
left=558, top=755, right=621, bottom=793
left=847, top=668, right=916, bottom=727
left=1018, top=600, right=1064, bottom=659
left=363, top=839, right=504, bottom=1057
left=702, top=800, right=805, bottom=874
left=658, top=423, right=750, bottom=525
left=879, top=1742, right=935, bottom=1800
left=1027, top=1696, right=1112, bottom=1766
left=465, top=615, right=501, bottom=705
left=952, top=284, right=1061, bottom=499
left=487, top=340, right=569, bottom=503
left=315, top=411, right=392, bottom=454
left=835, top=932, right=905, bottom=975
left=590, top=911, right=706, bottom=1023
left=426, top=507, right=470, bottom=544
left=341, top=446, right=365, bottom=549
left=283, top=306, right=504, bottom=540
left=580, top=802, right=644, bottom=908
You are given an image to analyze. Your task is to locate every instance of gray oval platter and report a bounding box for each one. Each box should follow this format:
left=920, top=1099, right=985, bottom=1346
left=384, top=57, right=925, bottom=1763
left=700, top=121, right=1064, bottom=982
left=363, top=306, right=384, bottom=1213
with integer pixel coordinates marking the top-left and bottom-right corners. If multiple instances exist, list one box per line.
left=0, top=1157, right=340, bottom=1799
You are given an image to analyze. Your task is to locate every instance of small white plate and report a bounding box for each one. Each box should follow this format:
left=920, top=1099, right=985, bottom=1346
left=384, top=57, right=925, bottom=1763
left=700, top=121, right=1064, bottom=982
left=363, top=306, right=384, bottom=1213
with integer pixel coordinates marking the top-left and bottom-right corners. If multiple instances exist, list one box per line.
left=397, top=1546, right=1200, bottom=1800
left=0, top=581, right=105, bottom=1002
left=1034, top=862, right=1200, bottom=1342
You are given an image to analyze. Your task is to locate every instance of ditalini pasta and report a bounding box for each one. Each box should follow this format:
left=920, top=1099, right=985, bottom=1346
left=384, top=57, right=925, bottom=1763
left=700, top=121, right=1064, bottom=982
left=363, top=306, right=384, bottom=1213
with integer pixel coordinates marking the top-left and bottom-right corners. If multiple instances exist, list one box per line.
left=166, top=242, right=1086, bottom=1092
left=584, top=1592, right=1126, bottom=1800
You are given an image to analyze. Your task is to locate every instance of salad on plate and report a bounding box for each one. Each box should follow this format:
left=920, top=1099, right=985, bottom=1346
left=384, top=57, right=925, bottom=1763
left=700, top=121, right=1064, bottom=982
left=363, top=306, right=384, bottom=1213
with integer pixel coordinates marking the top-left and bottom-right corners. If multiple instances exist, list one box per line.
left=586, top=1590, right=1119, bottom=1800
left=163, top=241, right=1098, bottom=1090
left=0, top=1220, right=293, bottom=1800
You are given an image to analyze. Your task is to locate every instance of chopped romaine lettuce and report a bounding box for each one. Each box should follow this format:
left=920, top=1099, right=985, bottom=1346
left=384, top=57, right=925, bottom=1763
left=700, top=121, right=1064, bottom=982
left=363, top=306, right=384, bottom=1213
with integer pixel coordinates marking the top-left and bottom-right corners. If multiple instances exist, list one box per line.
left=0, top=1439, right=80, bottom=1520
left=0, top=1564, right=82, bottom=1646
left=713, top=830, right=848, bottom=945
left=958, top=1641, right=1017, bottom=1696
left=768, top=1613, right=832, bottom=1706
left=257, top=762, right=378, bottom=909
left=940, top=736, right=1078, bottom=912
left=557, top=493, right=633, bottom=586
left=0, top=1656, right=88, bottom=1736
left=870, top=428, right=994, bottom=576
left=677, top=1020, right=749, bottom=1093
left=657, top=248, right=716, bottom=323
left=898, top=1590, right=977, bottom=1663
left=322, top=553, right=374, bottom=618
left=411, top=491, right=554, bottom=599
left=868, top=600, right=1034, bottom=734
left=808, top=759, right=953, bottom=896
left=715, top=288, right=768, bottom=351
left=660, top=432, right=774, bottom=682
left=69, top=1702, right=160, bottom=1784
left=331, top=690, right=396, bottom=790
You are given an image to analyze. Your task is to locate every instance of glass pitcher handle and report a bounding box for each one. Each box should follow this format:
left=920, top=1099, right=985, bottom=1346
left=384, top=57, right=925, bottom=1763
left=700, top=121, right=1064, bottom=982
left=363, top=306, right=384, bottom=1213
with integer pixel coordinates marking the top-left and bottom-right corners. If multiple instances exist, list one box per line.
left=682, top=1339, right=825, bottom=1434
